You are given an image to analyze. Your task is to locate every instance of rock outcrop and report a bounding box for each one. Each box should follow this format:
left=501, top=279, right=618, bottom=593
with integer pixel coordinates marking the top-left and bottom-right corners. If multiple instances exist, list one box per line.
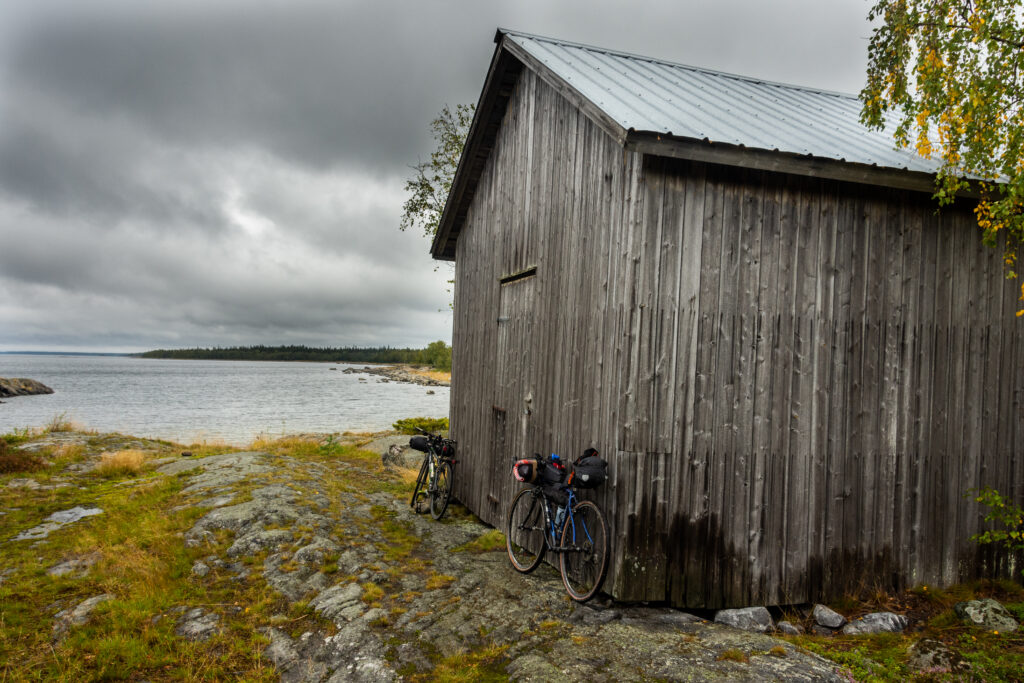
left=0, top=377, right=54, bottom=398
left=340, top=365, right=448, bottom=387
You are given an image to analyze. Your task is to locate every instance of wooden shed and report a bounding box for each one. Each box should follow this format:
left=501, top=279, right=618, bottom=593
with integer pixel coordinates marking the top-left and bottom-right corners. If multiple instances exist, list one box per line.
left=431, top=29, right=1024, bottom=608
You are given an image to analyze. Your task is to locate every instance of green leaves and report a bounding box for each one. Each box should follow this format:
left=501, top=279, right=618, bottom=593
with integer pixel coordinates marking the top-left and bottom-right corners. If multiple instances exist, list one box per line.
left=862, top=0, right=1024, bottom=308
left=969, top=486, right=1024, bottom=576
left=400, top=103, right=475, bottom=238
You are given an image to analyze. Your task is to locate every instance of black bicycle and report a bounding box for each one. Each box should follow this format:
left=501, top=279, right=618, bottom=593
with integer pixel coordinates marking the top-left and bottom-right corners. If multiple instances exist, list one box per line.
left=506, top=454, right=609, bottom=602
left=408, top=430, right=457, bottom=520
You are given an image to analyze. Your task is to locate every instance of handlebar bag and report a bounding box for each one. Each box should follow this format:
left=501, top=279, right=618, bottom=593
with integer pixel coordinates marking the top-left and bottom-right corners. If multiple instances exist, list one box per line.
left=513, top=457, right=541, bottom=483
left=538, top=459, right=567, bottom=486
left=409, top=435, right=430, bottom=453
left=571, top=454, right=607, bottom=489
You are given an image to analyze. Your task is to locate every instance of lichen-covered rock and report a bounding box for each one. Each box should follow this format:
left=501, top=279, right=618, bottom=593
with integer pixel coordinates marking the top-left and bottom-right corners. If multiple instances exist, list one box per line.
left=14, top=506, right=103, bottom=541
left=841, top=612, right=908, bottom=635
left=906, top=638, right=971, bottom=674
left=714, top=606, right=774, bottom=633
left=175, top=608, right=220, bottom=641
left=53, top=594, right=114, bottom=641
left=777, top=620, right=803, bottom=635
left=0, top=377, right=54, bottom=397
left=953, top=599, right=1019, bottom=633
left=309, top=582, right=364, bottom=624
left=7, top=478, right=42, bottom=490
left=47, top=552, right=101, bottom=578
left=813, top=604, right=846, bottom=629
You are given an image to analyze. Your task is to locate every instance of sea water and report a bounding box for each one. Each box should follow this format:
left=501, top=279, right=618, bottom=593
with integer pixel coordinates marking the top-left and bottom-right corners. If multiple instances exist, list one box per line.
left=0, top=354, right=449, bottom=445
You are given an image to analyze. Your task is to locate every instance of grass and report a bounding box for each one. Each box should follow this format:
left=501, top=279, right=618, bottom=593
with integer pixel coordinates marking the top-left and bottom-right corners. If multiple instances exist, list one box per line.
left=716, top=648, right=749, bottom=663
left=0, top=424, right=512, bottom=683
left=453, top=529, right=505, bottom=554
left=792, top=580, right=1024, bottom=681
left=0, top=428, right=292, bottom=682
left=43, top=412, right=89, bottom=434
left=418, top=643, right=509, bottom=683
left=424, top=573, right=456, bottom=591
left=392, top=417, right=449, bottom=435
left=95, top=450, right=150, bottom=478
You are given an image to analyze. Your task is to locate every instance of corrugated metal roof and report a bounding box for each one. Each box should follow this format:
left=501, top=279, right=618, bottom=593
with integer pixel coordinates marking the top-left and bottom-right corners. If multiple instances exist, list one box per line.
left=503, top=30, right=940, bottom=174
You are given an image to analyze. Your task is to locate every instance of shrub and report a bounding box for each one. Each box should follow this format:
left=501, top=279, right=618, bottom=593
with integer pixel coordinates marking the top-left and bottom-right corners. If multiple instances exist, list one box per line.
left=392, top=417, right=449, bottom=435
left=0, top=440, right=47, bottom=474
left=96, top=450, right=148, bottom=477
left=970, top=487, right=1024, bottom=577
left=44, top=412, right=76, bottom=433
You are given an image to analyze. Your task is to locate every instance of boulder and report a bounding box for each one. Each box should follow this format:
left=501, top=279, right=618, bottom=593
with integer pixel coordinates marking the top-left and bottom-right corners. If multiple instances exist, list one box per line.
left=53, top=594, right=114, bottom=641
left=713, top=606, right=774, bottom=633
left=0, top=378, right=54, bottom=398
left=840, top=612, right=908, bottom=635
left=813, top=604, right=846, bottom=629
left=47, top=552, right=101, bottom=578
left=906, top=638, right=970, bottom=674
left=777, top=620, right=803, bottom=635
left=175, top=608, right=221, bottom=641
left=953, top=599, right=1019, bottom=633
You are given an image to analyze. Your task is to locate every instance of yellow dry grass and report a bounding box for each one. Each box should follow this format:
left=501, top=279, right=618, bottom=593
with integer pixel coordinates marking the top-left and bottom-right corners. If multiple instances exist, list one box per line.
left=96, top=449, right=149, bottom=477
left=406, top=366, right=451, bottom=384
left=53, top=443, right=86, bottom=460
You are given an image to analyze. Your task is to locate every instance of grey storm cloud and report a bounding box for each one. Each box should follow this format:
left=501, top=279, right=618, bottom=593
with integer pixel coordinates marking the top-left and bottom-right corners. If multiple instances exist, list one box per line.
left=0, top=0, right=874, bottom=352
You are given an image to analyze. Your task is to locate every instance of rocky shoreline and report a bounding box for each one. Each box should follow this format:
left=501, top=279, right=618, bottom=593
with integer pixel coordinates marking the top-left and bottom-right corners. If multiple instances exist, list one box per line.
left=0, top=377, right=54, bottom=400
left=341, top=364, right=449, bottom=387
left=1, top=430, right=1017, bottom=680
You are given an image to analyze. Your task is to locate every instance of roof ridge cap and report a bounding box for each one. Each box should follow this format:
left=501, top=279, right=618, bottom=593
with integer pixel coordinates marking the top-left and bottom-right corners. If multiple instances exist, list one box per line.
left=497, top=27, right=859, bottom=101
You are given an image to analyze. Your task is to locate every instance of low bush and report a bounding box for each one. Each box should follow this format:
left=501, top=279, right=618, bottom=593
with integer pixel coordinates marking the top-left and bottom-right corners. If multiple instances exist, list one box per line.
left=96, top=450, right=149, bottom=477
left=43, top=412, right=76, bottom=433
left=0, top=440, right=46, bottom=474
left=392, top=417, right=449, bottom=435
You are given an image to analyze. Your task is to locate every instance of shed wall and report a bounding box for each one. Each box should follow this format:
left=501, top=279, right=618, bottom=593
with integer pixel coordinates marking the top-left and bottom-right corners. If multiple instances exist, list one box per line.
left=450, top=68, right=1024, bottom=608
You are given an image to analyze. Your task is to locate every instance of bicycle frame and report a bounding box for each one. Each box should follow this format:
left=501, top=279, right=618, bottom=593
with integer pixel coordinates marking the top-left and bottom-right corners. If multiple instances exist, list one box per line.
left=531, top=487, right=593, bottom=554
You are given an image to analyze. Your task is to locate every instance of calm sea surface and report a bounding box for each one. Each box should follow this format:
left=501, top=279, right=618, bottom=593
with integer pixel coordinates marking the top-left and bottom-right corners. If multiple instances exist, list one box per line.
left=0, top=354, right=449, bottom=445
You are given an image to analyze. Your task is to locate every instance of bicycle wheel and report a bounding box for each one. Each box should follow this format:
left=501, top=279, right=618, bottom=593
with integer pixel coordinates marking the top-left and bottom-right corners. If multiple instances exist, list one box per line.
left=430, top=461, right=454, bottom=520
left=506, top=488, right=546, bottom=573
left=559, top=500, right=608, bottom=601
left=410, top=456, right=429, bottom=514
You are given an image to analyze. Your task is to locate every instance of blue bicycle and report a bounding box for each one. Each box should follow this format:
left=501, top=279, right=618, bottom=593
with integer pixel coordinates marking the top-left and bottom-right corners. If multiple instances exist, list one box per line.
left=505, top=471, right=609, bottom=602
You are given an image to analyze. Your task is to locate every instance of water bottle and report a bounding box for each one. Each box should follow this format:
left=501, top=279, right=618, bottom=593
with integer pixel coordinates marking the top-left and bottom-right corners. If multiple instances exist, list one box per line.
left=554, top=505, right=566, bottom=530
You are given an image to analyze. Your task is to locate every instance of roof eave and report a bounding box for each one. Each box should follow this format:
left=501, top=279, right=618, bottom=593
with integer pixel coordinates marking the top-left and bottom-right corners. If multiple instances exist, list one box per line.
left=431, top=30, right=629, bottom=261
left=431, top=33, right=525, bottom=261
left=625, top=131, right=983, bottom=199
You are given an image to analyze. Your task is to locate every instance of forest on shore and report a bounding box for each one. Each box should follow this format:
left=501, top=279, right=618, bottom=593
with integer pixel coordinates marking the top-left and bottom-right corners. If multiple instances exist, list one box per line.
left=139, top=341, right=452, bottom=371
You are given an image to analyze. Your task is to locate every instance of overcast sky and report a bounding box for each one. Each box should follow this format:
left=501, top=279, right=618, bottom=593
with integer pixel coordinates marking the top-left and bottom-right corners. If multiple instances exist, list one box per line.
left=0, top=0, right=875, bottom=352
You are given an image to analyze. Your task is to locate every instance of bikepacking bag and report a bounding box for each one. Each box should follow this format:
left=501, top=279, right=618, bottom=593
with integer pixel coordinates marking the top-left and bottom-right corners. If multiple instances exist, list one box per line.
left=512, top=457, right=541, bottom=484
left=512, top=454, right=567, bottom=486
left=569, top=448, right=607, bottom=489
left=409, top=435, right=430, bottom=453
left=539, top=455, right=567, bottom=486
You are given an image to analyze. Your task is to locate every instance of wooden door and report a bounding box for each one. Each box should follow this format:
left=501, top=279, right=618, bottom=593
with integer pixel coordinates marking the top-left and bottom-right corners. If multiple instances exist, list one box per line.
left=493, top=273, right=536, bottom=511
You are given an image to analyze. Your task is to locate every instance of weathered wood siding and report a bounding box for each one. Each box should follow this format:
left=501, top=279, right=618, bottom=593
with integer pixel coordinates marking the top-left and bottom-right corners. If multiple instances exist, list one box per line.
left=450, top=67, right=1024, bottom=608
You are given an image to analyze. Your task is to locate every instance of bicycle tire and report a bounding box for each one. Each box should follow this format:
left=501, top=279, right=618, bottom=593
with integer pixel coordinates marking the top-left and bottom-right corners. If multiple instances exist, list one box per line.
left=410, top=456, right=430, bottom=514
left=506, top=488, right=546, bottom=573
left=430, top=461, right=454, bottom=520
left=559, top=500, right=609, bottom=602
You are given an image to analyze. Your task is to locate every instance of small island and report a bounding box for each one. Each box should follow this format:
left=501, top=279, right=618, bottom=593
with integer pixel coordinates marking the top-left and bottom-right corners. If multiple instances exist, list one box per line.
left=0, top=377, right=54, bottom=399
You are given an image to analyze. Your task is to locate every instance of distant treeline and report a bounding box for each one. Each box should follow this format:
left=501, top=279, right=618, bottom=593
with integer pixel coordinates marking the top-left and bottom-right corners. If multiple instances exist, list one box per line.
left=139, top=342, right=452, bottom=371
